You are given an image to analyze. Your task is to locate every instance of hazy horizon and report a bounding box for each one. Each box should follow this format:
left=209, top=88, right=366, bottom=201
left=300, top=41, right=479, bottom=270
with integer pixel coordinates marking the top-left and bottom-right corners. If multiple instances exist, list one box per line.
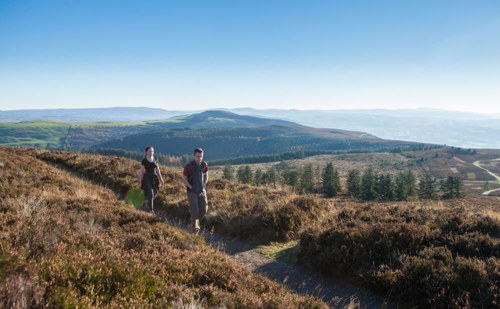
left=1, top=106, right=500, bottom=119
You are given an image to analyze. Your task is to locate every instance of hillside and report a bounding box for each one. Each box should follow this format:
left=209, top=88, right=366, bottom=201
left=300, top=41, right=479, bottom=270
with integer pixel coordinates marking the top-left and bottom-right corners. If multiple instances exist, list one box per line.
left=225, top=108, right=500, bottom=149
left=208, top=147, right=500, bottom=196
left=0, top=146, right=326, bottom=308
left=93, top=122, right=429, bottom=161
left=27, top=147, right=500, bottom=308
left=0, top=111, right=298, bottom=150
left=4, top=107, right=500, bottom=149
left=0, top=121, right=71, bottom=148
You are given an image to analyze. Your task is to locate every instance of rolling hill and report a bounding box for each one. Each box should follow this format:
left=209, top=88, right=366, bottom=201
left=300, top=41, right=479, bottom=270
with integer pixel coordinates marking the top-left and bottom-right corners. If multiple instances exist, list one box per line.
left=224, top=108, right=500, bottom=149
left=0, top=110, right=296, bottom=150
left=92, top=118, right=433, bottom=161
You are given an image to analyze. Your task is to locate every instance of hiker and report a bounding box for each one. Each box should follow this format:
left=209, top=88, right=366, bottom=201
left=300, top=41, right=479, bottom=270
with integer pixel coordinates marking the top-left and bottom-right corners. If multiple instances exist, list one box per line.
left=182, top=148, right=209, bottom=234
left=139, top=146, right=164, bottom=214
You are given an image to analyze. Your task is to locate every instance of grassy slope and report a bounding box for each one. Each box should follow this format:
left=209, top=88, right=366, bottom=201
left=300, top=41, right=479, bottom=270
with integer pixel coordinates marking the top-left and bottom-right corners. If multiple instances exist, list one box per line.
left=27, top=147, right=500, bottom=308
left=0, top=146, right=326, bottom=308
left=0, top=121, right=71, bottom=148
left=0, top=111, right=298, bottom=150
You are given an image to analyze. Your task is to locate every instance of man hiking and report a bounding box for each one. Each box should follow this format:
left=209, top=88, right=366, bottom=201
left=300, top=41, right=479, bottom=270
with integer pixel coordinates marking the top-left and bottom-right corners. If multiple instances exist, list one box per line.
left=182, top=148, right=209, bottom=235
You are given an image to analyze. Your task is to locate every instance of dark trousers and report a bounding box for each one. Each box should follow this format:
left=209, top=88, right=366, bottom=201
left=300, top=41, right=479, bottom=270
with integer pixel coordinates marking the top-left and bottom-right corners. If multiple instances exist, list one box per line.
left=143, top=176, right=156, bottom=212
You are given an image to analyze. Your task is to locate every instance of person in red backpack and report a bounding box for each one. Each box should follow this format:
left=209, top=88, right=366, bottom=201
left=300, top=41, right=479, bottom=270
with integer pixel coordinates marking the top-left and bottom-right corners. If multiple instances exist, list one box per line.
left=182, top=148, right=209, bottom=234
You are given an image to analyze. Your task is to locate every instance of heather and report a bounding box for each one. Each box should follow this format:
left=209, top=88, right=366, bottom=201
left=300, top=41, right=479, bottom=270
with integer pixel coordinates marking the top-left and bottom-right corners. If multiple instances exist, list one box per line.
left=0, top=146, right=326, bottom=308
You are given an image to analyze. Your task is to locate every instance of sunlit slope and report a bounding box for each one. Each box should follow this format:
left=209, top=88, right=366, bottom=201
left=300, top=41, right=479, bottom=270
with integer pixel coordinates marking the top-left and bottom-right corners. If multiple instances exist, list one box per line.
left=94, top=123, right=426, bottom=160
left=0, top=146, right=326, bottom=308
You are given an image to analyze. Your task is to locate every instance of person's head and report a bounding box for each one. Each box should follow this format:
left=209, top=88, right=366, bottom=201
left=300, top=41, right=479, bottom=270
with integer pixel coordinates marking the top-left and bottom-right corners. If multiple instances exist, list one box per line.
left=193, top=148, right=203, bottom=163
left=145, top=146, right=154, bottom=157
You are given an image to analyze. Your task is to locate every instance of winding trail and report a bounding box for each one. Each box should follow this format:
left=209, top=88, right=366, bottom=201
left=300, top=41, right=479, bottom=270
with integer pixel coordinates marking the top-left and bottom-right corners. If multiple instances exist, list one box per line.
left=472, top=158, right=500, bottom=196
left=158, top=212, right=393, bottom=309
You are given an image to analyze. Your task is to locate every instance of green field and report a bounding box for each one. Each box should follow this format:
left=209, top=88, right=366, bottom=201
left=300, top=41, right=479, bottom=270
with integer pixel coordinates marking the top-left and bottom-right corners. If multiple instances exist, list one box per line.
left=0, top=121, right=71, bottom=148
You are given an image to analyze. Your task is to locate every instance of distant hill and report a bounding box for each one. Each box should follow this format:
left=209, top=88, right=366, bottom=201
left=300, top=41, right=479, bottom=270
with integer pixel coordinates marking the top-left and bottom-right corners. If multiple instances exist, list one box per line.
left=0, top=107, right=188, bottom=122
left=3, top=107, right=500, bottom=148
left=92, top=122, right=430, bottom=161
left=223, top=108, right=500, bottom=149
left=0, top=110, right=298, bottom=149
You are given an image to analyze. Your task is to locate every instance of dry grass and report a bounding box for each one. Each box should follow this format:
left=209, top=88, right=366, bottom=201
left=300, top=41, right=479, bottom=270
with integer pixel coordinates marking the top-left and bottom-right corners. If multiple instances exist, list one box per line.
left=0, top=146, right=327, bottom=308
left=19, top=146, right=500, bottom=308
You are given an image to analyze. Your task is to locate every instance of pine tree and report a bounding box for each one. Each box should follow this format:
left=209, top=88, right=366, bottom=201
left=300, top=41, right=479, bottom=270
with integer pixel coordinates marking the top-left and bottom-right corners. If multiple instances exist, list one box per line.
left=284, top=170, right=299, bottom=192
left=418, top=172, right=438, bottom=199
left=361, top=168, right=376, bottom=201
left=441, top=175, right=465, bottom=199
left=347, top=169, right=361, bottom=198
left=222, top=164, right=234, bottom=181
left=236, top=166, right=245, bottom=183
left=322, top=162, right=341, bottom=197
left=395, top=170, right=417, bottom=201
left=405, top=170, right=417, bottom=197
left=395, top=172, right=408, bottom=201
left=300, top=164, right=315, bottom=193
left=375, top=174, right=394, bottom=201
left=383, top=174, right=395, bottom=201
left=243, top=165, right=253, bottom=184
left=254, top=169, right=263, bottom=185
left=265, top=168, right=278, bottom=187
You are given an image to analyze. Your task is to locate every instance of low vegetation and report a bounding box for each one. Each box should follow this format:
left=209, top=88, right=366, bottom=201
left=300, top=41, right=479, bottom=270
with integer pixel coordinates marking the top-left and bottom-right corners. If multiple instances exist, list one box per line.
left=25, top=147, right=500, bottom=308
left=298, top=201, right=500, bottom=308
left=0, top=146, right=326, bottom=307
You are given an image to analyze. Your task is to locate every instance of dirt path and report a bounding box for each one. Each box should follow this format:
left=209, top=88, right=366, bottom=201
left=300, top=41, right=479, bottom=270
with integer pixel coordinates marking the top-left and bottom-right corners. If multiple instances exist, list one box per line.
left=45, top=160, right=394, bottom=308
left=158, top=213, right=394, bottom=309
left=472, top=158, right=500, bottom=196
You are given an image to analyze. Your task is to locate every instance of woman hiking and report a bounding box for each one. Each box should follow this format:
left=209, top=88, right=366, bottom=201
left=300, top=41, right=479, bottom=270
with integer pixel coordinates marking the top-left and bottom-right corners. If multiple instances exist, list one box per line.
left=138, top=146, right=164, bottom=214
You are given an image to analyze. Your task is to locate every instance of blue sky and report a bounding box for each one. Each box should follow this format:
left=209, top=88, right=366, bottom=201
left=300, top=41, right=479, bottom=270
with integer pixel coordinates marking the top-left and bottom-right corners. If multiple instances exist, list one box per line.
left=1, top=0, right=499, bottom=113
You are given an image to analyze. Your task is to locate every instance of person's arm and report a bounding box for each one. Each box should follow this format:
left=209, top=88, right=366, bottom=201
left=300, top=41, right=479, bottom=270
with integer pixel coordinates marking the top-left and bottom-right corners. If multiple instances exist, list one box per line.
left=156, top=165, right=164, bottom=186
left=204, top=171, right=209, bottom=186
left=182, top=165, right=192, bottom=190
left=139, top=165, right=145, bottom=187
left=182, top=175, right=192, bottom=190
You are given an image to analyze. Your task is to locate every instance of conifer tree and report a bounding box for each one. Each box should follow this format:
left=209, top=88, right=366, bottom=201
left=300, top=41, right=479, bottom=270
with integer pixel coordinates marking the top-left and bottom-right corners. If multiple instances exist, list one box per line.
left=254, top=169, right=263, bottom=185
left=322, top=162, right=340, bottom=197
left=265, top=167, right=278, bottom=187
left=300, top=164, right=315, bottom=193
left=284, top=170, right=299, bottom=192
left=347, top=169, right=361, bottom=198
left=441, top=175, right=465, bottom=199
left=361, top=168, right=376, bottom=201
left=418, top=172, right=438, bottom=199
left=243, top=165, right=253, bottom=184
left=236, top=166, right=245, bottom=183
left=222, top=164, right=234, bottom=181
